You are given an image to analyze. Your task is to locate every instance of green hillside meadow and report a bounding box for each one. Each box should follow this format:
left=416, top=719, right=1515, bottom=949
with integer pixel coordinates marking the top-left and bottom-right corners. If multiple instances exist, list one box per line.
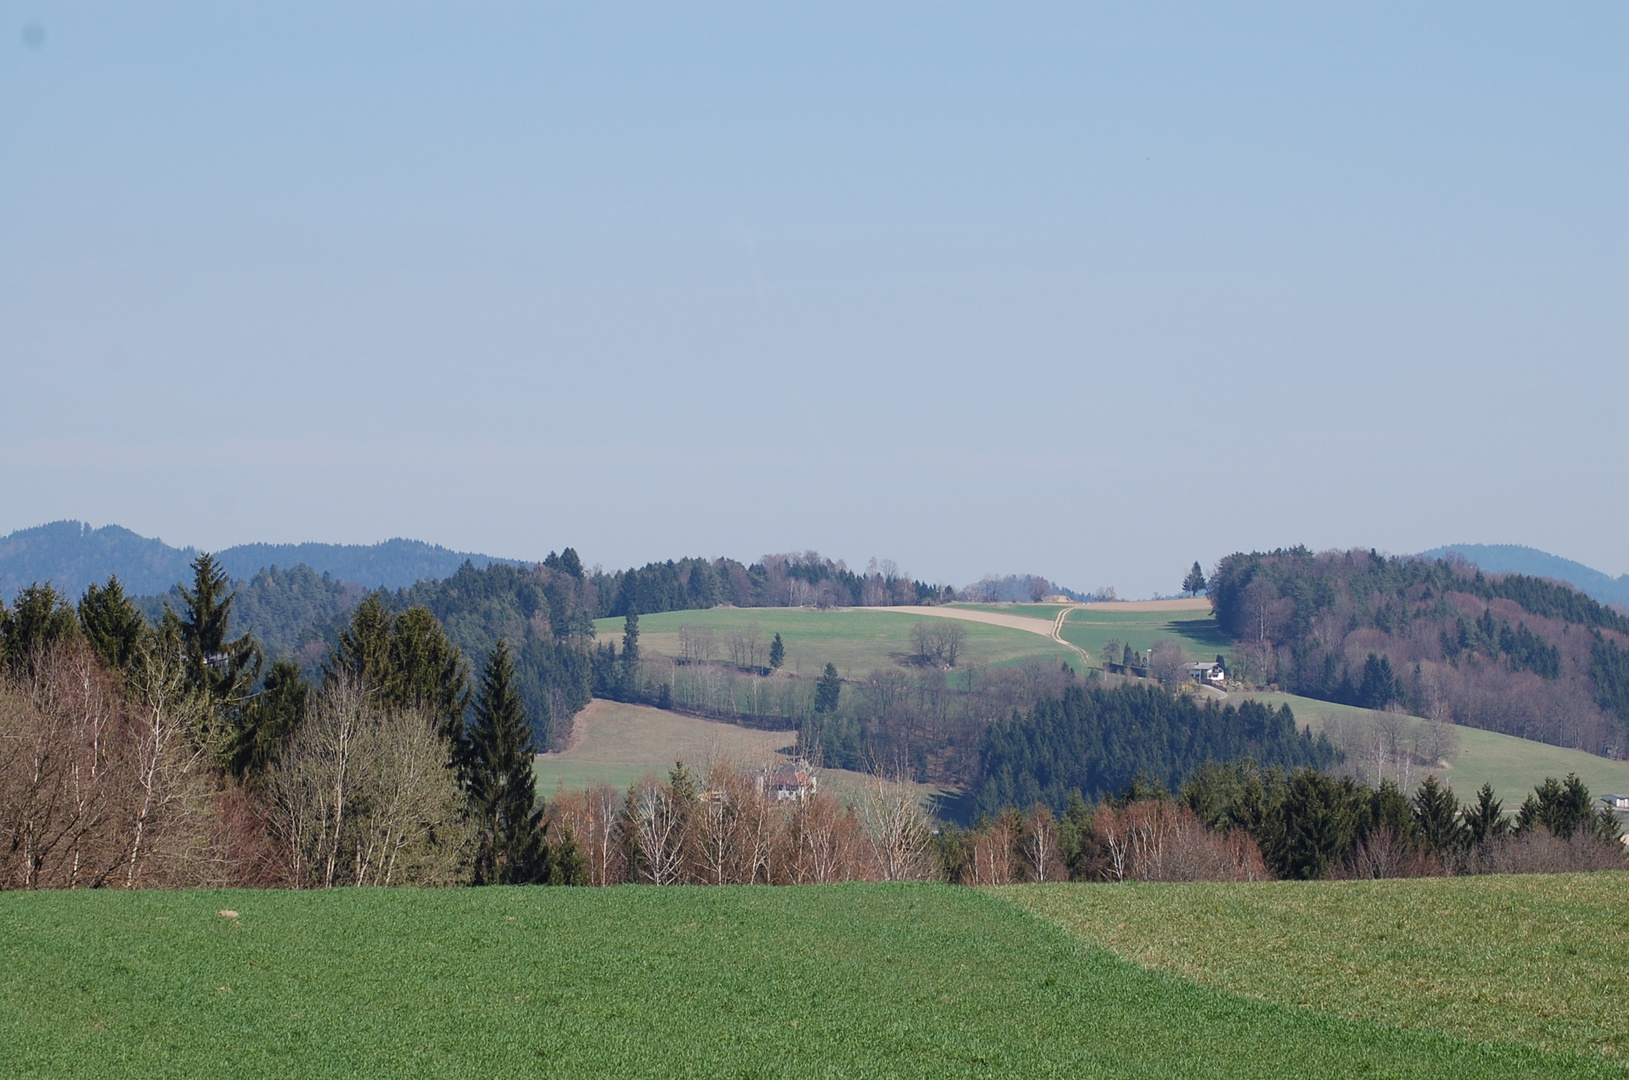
left=595, top=607, right=1078, bottom=675
left=3, top=882, right=1621, bottom=1078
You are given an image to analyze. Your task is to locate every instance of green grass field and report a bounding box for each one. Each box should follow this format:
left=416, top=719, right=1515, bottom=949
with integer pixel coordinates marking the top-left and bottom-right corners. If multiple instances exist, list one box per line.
left=1239, top=691, right=1629, bottom=803
left=1005, top=873, right=1629, bottom=1062
left=1057, top=607, right=1233, bottom=664
left=4, top=882, right=1619, bottom=1078
left=595, top=608, right=1075, bottom=677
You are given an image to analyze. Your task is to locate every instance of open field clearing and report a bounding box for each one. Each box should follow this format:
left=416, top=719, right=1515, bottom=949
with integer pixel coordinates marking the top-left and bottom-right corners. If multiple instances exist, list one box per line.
left=535, top=699, right=796, bottom=794
left=1006, top=873, right=1629, bottom=1063
left=534, top=700, right=943, bottom=807
left=1057, top=607, right=1232, bottom=664
left=1239, top=691, right=1629, bottom=800
left=593, top=608, right=1076, bottom=676
left=1, top=884, right=1610, bottom=1078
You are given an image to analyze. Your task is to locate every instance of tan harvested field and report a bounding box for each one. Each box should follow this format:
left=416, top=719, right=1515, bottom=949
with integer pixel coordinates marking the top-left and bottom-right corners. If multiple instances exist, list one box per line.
left=864, top=605, right=1057, bottom=637
left=535, top=699, right=943, bottom=806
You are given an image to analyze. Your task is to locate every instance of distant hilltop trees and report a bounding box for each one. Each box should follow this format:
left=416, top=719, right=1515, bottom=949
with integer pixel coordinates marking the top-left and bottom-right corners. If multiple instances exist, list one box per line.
left=1208, top=547, right=1629, bottom=757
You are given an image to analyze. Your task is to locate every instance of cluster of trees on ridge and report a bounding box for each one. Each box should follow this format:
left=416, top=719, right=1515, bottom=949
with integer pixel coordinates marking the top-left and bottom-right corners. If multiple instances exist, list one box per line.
left=1207, top=547, right=1629, bottom=755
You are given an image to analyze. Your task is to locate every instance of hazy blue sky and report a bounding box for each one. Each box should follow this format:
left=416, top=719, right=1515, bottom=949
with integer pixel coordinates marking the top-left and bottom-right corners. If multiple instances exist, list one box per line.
left=2, top=2, right=1624, bottom=595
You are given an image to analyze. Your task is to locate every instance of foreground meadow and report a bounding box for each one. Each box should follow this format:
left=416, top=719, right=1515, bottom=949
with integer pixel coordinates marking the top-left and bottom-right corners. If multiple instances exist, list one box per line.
left=1006, top=872, right=1629, bottom=1062
left=2, top=883, right=1619, bottom=1078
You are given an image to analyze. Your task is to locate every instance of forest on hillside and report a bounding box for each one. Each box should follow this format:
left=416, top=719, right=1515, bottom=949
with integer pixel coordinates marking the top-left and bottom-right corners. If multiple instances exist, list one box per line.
left=1209, top=548, right=1629, bottom=755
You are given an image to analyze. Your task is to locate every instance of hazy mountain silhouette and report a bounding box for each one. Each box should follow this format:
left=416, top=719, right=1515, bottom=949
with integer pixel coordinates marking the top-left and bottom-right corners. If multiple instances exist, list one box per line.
left=0, top=520, right=524, bottom=603
left=1416, top=543, right=1629, bottom=608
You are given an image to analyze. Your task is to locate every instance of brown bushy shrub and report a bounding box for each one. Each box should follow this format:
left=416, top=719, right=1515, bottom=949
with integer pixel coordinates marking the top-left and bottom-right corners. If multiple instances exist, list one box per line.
left=1467, top=830, right=1628, bottom=875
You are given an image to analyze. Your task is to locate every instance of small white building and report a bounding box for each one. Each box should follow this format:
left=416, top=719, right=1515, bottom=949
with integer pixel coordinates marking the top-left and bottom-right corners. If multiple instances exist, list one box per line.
left=1188, top=660, right=1227, bottom=686
left=754, top=761, right=818, bottom=803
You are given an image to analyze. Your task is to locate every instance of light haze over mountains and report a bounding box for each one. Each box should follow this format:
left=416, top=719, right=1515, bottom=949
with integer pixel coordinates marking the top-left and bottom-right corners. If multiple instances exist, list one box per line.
left=2, top=520, right=1624, bottom=613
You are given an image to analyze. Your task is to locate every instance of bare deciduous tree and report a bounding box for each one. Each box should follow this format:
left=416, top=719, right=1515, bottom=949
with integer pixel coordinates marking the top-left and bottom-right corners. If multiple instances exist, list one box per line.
left=860, top=775, right=934, bottom=881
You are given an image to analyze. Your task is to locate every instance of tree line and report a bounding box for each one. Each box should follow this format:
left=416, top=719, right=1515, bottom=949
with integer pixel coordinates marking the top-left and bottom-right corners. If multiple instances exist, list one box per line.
left=0, top=558, right=571, bottom=888
left=942, top=765, right=1623, bottom=884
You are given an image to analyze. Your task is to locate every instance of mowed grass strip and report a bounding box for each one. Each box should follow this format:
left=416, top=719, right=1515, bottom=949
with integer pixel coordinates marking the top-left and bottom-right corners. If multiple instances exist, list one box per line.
left=1002, top=873, right=1629, bottom=1063
left=1, top=886, right=1612, bottom=1078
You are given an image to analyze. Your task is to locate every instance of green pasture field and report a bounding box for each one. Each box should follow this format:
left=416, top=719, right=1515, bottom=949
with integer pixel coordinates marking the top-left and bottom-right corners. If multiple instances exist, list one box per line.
left=3, top=884, right=1614, bottom=1078
left=1057, top=608, right=1232, bottom=665
left=1006, top=873, right=1629, bottom=1063
left=1239, top=691, right=1629, bottom=804
left=593, top=608, right=1075, bottom=678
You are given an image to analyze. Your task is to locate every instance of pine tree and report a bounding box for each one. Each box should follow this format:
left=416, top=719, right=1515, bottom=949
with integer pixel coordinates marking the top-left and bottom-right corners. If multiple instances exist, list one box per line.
left=1411, top=774, right=1463, bottom=854
left=618, top=611, right=641, bottom=700
left=325, top=596, right=469, bottom=746
left=1461, top=782, right=1508, bottom=848
left=77, top=576, right=148, bottom=674
left=1, top=583, right=80, bottom=675
left=1515, top=774, right=1595, bottom=840
left=1260, top=768, right=1361, bottom=880
left=235, top=659, right=310, bottom=781
left=814, top=662, right=841, bottom=714
left=768, top=633, right=785, bottom=670
left=1182, top=562, right=1207, bottom=597
left=176, top=553, right=260, bottom=706
left=466, top=640, right=548, bottom=884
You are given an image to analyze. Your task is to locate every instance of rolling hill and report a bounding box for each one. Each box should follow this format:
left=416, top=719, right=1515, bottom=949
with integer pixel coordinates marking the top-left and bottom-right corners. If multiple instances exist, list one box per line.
left=1417, top=544, right=1629, bottom=609
left=0, top=520, right=524, bottom=602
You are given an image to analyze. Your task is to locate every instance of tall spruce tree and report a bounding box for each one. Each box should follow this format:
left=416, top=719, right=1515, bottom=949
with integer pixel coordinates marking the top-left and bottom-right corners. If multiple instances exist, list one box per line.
left=814, top=662, right=841, bottom=714
left=1, top=583, right=80, bottom=675
left=618, top=610, right=641, bottom=699
left=1411, top=775, right=1464, bottom=854
left=1461, top=783, right=1508, bottom=849
left=1182, top=562, right=1207, bottom=597
left=77, top=576, right=148, bottom=674
left=232, top=659, right=311, bottom=781
left=325, top=595, right=470, bottom=745
left=176, top=553, right=261, bottom=705
left=466, top=640, right=548, bottom=884
left=768, top=632, right=785, bottom=670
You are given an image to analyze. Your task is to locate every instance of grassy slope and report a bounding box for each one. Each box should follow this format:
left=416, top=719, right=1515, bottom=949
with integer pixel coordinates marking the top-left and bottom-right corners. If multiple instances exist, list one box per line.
left=595, top=608, right=1075, bottom=676
left=1005, top=873, right=1629, bottom=1063
left=1240, top=691, right=1629, bottom=802
left=2, top=885, right=1609, bottom=1078
left=534, top=700, right=941, bottom=807
left=1058, top=607, right=1233, bottom=663
left=1043, top=602, right=1629, bottom=802
left=535, top=699, right=796, bottom=794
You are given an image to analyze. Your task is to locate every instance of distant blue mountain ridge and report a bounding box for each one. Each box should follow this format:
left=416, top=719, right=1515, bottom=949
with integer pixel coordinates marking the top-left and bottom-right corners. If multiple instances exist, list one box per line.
left=1414, top=544, right=1629, bottom=609
left=0, top=520, right=526, bottom=604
